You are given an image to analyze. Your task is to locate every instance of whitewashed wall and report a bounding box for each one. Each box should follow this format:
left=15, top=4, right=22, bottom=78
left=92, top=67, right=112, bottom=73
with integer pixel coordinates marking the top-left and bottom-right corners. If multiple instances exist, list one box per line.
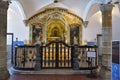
left=7, top=3, right=29, bottom=44
left=82, top=11, right=102, bottom=44
left=83, top=5, right=120, bottom=44
left=112, top=5, right=120, bottom=41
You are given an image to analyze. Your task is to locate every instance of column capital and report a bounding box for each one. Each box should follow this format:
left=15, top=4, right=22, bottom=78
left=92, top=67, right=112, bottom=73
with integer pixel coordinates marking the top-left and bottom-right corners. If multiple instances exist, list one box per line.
left=100, top=4, right=114, bottom=12
left=0, top=0, right=9, bottom=9
left=83, top=21, right=89, bottom=28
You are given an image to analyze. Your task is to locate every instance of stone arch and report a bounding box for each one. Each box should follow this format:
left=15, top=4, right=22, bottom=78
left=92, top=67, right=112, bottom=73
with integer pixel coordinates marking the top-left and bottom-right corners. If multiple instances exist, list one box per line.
left=11, top=1, right=26, bottom=20
left=83, top=0, right=100, bottom=21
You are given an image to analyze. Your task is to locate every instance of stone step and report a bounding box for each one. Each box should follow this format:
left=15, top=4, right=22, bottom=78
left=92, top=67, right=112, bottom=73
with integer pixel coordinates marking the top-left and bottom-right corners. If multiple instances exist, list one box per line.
left=8, top=67, right=90, bottom=75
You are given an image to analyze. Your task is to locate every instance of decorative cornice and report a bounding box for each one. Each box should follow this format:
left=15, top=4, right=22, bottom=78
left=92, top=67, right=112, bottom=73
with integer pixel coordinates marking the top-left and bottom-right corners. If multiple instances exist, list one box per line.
left=28, top=8, right=83, bottom=23
left=83, top=21, right=89, bottom=28
left=69, top=23, right=82, bottom=27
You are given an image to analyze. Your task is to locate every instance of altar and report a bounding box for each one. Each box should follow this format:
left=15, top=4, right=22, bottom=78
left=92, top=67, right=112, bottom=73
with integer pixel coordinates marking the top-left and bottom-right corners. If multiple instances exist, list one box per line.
left=47, top=37, right=65, bottom=42
left=27, top=8, right=83, bottom=45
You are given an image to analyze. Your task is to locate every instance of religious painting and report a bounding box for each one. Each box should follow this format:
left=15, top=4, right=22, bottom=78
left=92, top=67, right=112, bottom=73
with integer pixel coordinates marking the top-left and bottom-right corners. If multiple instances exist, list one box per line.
left=70, top=26, right=79, bottom=45
left=32, top=25, right=42, bottom=44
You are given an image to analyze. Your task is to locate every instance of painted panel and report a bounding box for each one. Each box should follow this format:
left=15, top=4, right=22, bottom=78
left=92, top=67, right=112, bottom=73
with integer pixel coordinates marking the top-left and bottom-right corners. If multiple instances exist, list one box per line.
left=70, top=26, right=79, bottom=45
left=112, top=41, right=120, bottom=80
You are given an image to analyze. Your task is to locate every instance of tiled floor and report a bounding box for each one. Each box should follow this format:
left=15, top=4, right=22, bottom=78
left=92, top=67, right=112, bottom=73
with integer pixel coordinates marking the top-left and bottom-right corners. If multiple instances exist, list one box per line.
left=8, top=74, right=103, bottom=80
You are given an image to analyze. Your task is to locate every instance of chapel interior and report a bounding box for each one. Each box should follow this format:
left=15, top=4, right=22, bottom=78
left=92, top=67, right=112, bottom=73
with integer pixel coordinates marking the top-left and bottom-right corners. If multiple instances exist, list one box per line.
left=0, top=0, right=120, bottom=80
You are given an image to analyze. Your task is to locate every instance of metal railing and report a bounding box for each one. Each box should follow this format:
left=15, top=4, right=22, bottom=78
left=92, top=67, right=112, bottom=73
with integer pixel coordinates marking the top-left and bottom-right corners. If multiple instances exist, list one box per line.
left=77, top=45, right=98, bottom=70
left=13, top=41, right=98, bottom=70
left=14, top=45, right=36, bottom=70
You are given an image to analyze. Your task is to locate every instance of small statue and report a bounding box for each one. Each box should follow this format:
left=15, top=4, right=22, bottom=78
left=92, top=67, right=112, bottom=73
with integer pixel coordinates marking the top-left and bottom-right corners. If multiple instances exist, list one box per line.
left=73, top=36, right=78, bottom=45
left=34, top=32, right=42, bottom=45
left=16, top=37, right=18, bottom=46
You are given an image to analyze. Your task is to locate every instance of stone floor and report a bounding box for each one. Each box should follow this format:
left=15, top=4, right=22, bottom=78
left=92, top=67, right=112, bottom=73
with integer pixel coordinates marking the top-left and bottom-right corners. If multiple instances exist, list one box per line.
left=7, top=59, right=103, bottom=80
left=8, top=74, right=103, bottom=80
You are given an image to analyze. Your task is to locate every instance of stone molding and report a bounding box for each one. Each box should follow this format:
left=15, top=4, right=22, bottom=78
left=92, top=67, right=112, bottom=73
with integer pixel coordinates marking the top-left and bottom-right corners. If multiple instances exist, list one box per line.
left=100, top=4, right=114, bottom=12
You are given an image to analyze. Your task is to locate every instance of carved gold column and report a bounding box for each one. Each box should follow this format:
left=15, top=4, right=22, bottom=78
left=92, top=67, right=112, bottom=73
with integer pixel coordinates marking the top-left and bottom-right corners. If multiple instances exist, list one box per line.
left=43, top=23, right=47, bottom=44
left=29, top=24, right=33, bottom=44
left=0, top=1, right=9, bottom=80
left=100, top=4, right=114, bottom=80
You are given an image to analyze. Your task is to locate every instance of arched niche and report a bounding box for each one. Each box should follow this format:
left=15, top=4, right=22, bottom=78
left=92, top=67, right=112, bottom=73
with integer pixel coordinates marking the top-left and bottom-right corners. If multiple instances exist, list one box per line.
left=46, top=19, right=66, bottom=42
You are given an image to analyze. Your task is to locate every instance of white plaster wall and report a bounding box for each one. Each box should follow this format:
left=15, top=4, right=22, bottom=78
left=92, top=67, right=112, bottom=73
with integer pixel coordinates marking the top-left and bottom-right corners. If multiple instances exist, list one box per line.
left=83, top=5, right=120, bottom=44
left=7, top=8, right=29, bottom=42
left=82, top=11, right=102, bottom=44
left=112, top=5, right=120, bottom=40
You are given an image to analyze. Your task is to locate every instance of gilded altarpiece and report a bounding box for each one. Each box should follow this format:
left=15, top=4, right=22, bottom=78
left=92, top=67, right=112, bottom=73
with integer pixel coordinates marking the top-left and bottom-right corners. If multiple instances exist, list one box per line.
left=26, top=8, right=83, bottom=45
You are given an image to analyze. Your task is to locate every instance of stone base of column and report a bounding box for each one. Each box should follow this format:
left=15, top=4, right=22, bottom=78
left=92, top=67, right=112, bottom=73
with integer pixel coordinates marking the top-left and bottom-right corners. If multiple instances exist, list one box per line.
left=0, top=68, right=9, bottom=80
left=35, top=63, right=41, bottom=71
left=91, top=65, right=101, bottom=77
left=100, top=66, right=111, bottom=80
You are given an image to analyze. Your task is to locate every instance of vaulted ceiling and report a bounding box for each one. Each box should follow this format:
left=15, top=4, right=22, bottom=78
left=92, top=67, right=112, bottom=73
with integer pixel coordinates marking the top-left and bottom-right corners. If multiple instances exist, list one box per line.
left=9, top=0, right=120, bottom=21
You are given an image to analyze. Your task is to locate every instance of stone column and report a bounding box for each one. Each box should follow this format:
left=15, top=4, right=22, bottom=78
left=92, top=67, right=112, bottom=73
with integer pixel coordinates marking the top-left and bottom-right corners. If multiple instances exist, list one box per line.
left=100, top=4, right=114, bottom=80
left=72, top=45, right=79, bottom=70
left=0, top=1, right=9, bottom=80
left=35, top=44, right=41, bottom=70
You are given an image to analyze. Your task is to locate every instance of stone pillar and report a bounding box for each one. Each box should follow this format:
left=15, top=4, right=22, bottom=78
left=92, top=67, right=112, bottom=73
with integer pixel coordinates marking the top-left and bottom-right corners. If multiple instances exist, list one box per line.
left=100, top=4, right=114, bottom=80
left=0, top=1, right=9, bottom=80
left=35, top=44, right=41, bottom=70
left=72, top=45, right=79, bottom=70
